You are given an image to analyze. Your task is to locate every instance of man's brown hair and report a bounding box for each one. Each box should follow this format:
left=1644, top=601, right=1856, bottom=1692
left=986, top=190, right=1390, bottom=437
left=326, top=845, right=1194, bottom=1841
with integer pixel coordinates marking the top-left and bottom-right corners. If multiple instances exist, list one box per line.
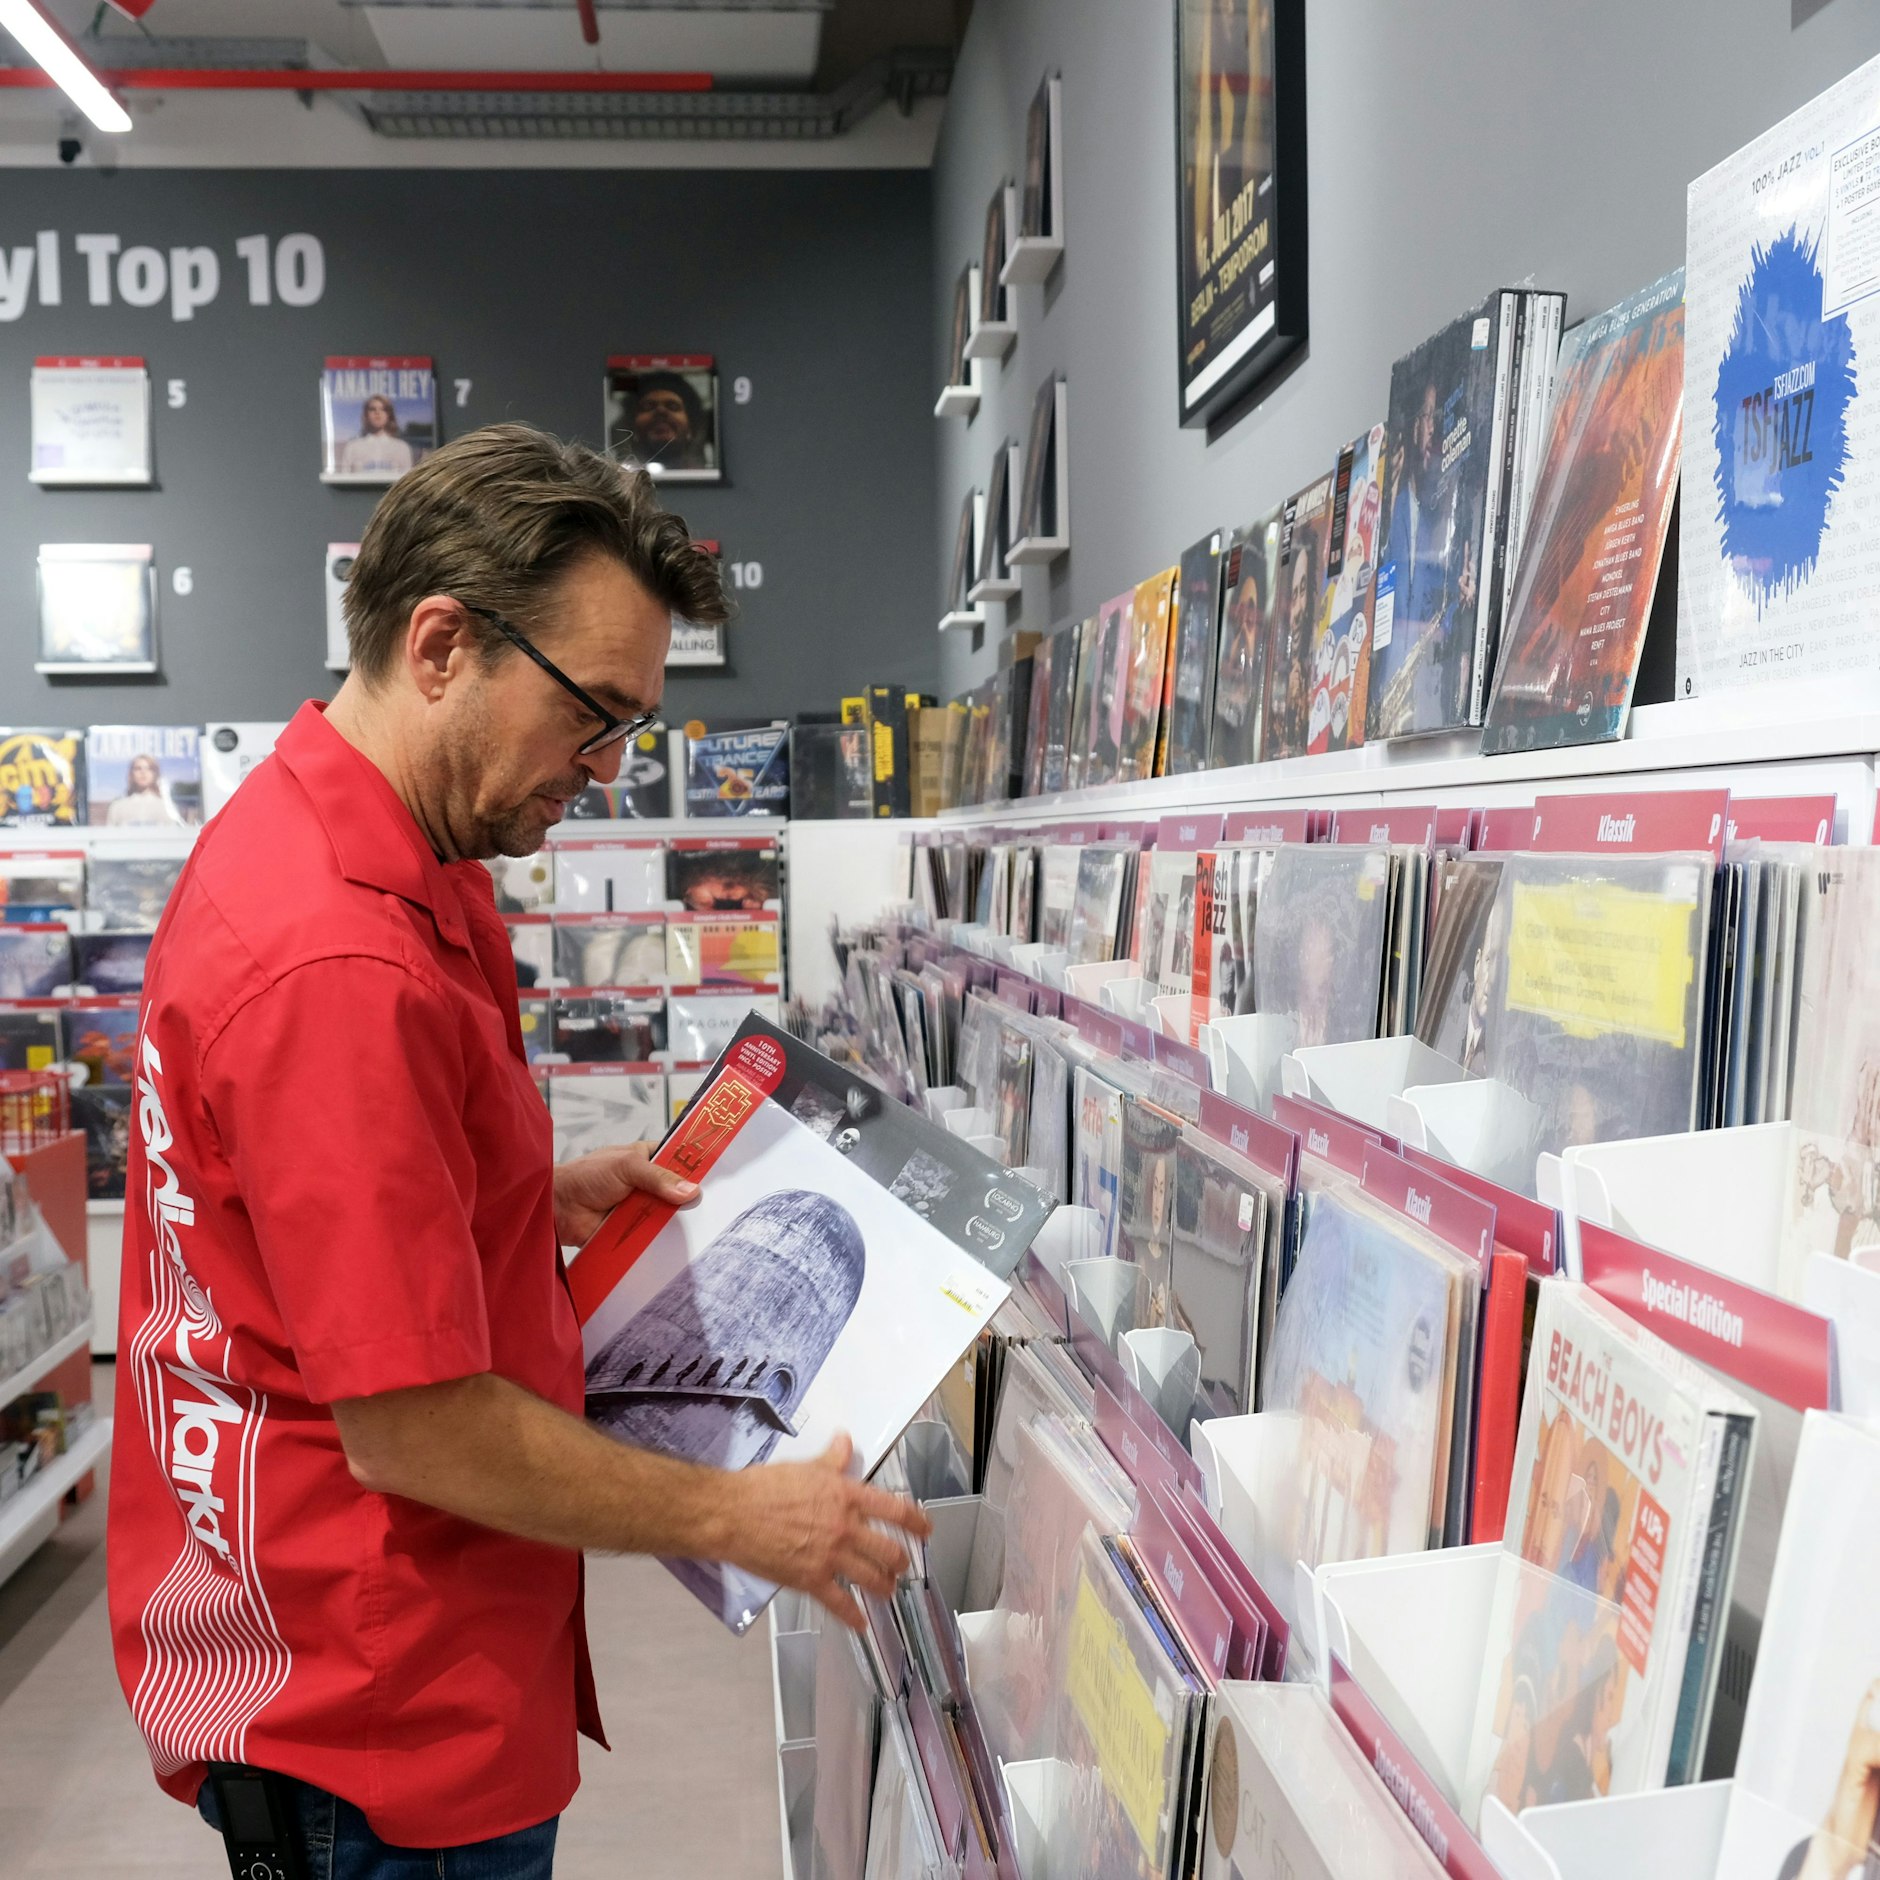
left=343, top=422, right=729, bottom=682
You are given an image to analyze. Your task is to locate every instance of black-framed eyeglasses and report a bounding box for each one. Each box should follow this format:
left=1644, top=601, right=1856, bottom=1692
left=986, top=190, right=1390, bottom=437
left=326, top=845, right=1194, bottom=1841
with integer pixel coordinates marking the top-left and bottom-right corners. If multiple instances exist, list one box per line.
left=457, top=602, right=658, bottom=756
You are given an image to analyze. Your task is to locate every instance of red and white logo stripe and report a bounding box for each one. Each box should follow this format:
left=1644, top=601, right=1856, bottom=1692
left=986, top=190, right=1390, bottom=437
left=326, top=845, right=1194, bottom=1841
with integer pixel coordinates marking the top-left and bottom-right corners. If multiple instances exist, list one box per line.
left=127, top=1031, right=290, bottom=1775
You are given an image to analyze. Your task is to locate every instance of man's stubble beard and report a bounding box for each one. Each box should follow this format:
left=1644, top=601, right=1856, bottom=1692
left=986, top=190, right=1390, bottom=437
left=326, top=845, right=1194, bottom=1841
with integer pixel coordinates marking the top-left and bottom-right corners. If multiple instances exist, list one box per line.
left=439, top=692, right=587, bottom=861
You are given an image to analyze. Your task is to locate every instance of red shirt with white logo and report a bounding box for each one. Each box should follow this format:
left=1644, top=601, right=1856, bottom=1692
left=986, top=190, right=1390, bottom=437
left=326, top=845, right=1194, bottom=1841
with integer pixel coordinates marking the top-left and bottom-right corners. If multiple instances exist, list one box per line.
left=107, top=704, right=604, bottom=1845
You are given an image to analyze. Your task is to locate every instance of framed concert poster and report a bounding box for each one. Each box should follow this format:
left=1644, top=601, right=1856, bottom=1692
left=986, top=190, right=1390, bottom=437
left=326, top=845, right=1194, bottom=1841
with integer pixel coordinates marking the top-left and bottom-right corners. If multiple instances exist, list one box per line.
left=1174, top=0, right=1307, bottom=429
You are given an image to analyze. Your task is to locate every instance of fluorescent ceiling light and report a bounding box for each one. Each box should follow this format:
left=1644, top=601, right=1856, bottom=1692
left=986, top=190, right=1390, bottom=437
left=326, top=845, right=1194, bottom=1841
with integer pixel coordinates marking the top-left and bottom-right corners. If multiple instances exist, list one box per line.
left=0, top=0, right=132, bottom=133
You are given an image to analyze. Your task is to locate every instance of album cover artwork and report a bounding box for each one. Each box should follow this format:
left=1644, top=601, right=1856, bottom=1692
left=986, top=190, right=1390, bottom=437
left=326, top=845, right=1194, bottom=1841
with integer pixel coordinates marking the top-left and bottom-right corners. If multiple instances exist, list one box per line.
left=1021, top=75, right=1054, bottom=240
left=948, top=487, right=980, bottom=618
left=569, top=1023, right=1043, bottom=1632
left=1066, top=845, right=1129, bottom=965
left=71, top=1085, right=132, bottom=1200
left=1165, top=533, right=1225, bottom=775
left=320, top=357, right=436, bottom=485
left=0, top=852, right=82, bottom=920
left=0, top=927, right=70, bottom=1000
left=71, top=931, right=152, bottom=996
left=1209, top=511, right=1281, bottom=770
left=0, top=729, right=83, bottom=828
left=685, top=726, right=788, bottom=818
left=564, top=729, right=673, bottom=821
left=87, top=854, right=186, bottom=931
left=201, top=723, right=284, bottom=820
left=552, top=841, right=664, bottom=915
left=1084, top=590, right=1136, bottom=789
left=63, top=1000, right=138, bottom=1086
left=1142, top=849, right=1202, bottom=1006
left=1190, top=843, right=1278, bottom=1038
left=1483, top=853, right=1711, bottom=1158
left=37, top=544, right=156, bottom=675
left=550, top=916, right=665, bottom=990
left=1251, top=845, right=1391, bottom=1050
left=667, top=841, right=781, bottom=910
left=980, top=185, right=1010, bottom=328
left=1262, top=470, right=1337, bottom=762
left=1018, top=375, right=1061, bottom=543
left=0, top=1005, right=60, bottom=1072
left=1063, top=615, right=1103, bottom=791
left=665, top=991, right=781, bottom=1065
left=1170, top=1129, right=1271, bottom=1419
left=1369, top=297, right=1507, bottom=740
left=30, top=356, right=151, bottom=486
left=85, top=725, right=200, bottom=827
left=1714, top=1414, right=1880, bottom=1880
left=1117, top=1094, right=1183, bottom=1324
left=1414, top=855, right=1507, bottom=1072
left=546, top=1066, right=668, bottom=1163
left=1311, top=423, right=1386, bottom=754
left=554, top=993, right=665, bottom=1064
left=604, top=354, right=721, bottom=483
left=945, top=265, right=975, bottom=390
left=665, top=918, right=780, bottom=989
left=325, top=542, right=358, bottom=672
left=1484, top=273, right=1685, bottom=753
left=1041, top=622, right=1082, bottom=795
left=1118, top=567, right=1177, bottom=784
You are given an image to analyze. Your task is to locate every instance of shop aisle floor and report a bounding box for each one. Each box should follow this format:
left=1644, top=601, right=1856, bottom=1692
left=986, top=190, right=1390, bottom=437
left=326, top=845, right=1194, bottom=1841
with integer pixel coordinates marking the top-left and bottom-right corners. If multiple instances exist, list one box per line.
left=0, top=1362, right=785, bottom=1878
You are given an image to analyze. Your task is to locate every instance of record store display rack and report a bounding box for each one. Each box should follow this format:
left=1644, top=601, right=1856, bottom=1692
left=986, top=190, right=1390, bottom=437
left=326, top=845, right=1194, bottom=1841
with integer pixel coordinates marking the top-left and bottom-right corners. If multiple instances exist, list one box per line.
left=756, top=56, right=1880, bottom=1880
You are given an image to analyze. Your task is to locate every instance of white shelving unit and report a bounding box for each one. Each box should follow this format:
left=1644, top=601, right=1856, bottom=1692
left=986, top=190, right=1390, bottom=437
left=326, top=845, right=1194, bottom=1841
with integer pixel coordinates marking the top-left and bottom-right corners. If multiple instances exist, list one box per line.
left=0, top=1417, right=111, bottom=1588
left=934, top=677, right=1880, bottom=831
left=0, top=1317, right=92, bottom=1416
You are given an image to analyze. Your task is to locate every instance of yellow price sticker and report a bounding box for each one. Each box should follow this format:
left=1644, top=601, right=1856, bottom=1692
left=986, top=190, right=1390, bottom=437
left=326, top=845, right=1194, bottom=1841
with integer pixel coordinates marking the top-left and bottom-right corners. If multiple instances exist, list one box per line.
left=1504, top=879, right=1696, bottom=1046
left=1064, top=1567, right=1172, bottom=1862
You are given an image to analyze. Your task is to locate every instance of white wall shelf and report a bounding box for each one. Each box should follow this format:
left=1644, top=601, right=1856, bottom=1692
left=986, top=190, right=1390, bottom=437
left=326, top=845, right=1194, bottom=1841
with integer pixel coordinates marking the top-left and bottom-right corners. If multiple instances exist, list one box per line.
left=933, top=676, right=1880, bottom=827
left=0, top=1316, right=92, bottom=1416
left=0, top=1417, right=111, bottom=1590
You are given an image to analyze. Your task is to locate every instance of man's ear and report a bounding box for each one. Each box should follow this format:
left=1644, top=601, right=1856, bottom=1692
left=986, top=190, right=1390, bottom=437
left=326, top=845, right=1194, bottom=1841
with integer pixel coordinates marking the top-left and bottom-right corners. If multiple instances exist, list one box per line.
left=405, top=596, right=471, bottom=705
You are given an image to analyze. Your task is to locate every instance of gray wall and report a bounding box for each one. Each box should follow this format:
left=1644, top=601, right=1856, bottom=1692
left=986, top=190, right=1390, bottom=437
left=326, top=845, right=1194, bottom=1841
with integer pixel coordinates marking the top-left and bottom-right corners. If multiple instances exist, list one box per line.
left=934, top=0, right=1880, bottom=696
left=0, top=167, right=936, bottom=727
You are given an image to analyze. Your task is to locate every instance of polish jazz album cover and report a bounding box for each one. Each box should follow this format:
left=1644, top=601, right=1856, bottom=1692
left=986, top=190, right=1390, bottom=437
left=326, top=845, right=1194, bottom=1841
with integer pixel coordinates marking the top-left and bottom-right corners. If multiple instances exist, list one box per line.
left=566, top=1018, right=1050, bottom=1633
left=1680, top=53, right=1880, bottom=699
left=1484, top=272, right=1685, bottom=753
left=320, top=357, right=436, bottom=485
left=605, top=355, right=721, bottom=483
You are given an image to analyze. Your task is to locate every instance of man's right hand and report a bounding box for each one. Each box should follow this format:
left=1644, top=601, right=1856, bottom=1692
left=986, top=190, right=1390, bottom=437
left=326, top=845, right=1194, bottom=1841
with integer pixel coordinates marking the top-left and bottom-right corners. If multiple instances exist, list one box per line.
left=721, top=1433, right=933, bottom=1632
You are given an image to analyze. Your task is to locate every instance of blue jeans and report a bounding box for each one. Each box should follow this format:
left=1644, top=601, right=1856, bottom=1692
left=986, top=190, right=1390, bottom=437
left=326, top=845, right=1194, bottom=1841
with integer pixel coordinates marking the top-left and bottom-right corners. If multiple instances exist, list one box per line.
left=198, top=1775, right=559, bottom=1879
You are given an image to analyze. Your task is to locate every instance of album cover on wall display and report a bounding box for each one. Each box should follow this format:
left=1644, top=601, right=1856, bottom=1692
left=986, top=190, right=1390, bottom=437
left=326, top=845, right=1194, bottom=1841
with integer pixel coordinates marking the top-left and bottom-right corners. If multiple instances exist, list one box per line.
left=1021, top=75, right=1055, bottom=241
left=947, top=488, right=980, bottom=620
left=979, top=186, right=1010, bottom=330
left=320, top=357, right=436, bottom=484
left=685, top=726, right=788, bottom=817
left=0, top=728, right=84, bottom=827
left=1164, top=532, right=1225, bottom=774
left=944, top=264, right=976, bottom=393
left=1679, top=54, right=1880, bottom=700
left=1484, top=272, right=1686, bottom=753
left=1312, top=422, right=1385, bottom=754
left=1084, top=589, right=1136, bottom=788
left=0, top=1005, right=61, bottom=1072
left=201, top=723, right=284, bottom=819
left=552, top=915, right=665, bottom=990
left=71, top=1085, right=132, bottom=1200
left=1063, top=614, right=1102, bottom=791
left=324, top=542, right=358, bottom=673
left=85, top=726, right=200, bottom=827
left=1041, top=621, right=1081, bottom=794
left=1262, top=470, right=1337, bottom=761
left=72, top=931, right=153, bottom=996
left=1415, top=854, right=1507, bottom=1072
left=63, top=998, right=139, bottom=1087
left=554, top=992, right=666, bottom=1064
left=30, top=356, right=151, bottom=486
left=1209, top=510, right=1280, bottom=770
left=1018, top=374, right=1062, bottom=543
left=667, top=840, right=780, bottom=911
left=565, top=728, right=674, bottom=822
left=546, top=1066, right=668, bottom=1164
left=1118, top=567, right=1177, bottom=783
left=37, top=544, right=156, bottom=675
left=0, top=852, right=81, bottom=920
left=605, top=354, right=721, bottom=483
left=1174, top=0, right=1306, bottom=425
left=85, top=852, right=185, bottom=932
left=1368, top=297, right=1508, bottom=740
left=0, top=926, right=70, bottom=1000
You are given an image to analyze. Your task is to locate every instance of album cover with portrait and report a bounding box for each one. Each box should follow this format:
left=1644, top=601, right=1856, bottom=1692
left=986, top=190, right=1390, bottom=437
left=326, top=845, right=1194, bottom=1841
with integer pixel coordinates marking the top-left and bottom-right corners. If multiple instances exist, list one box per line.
left=320, top=357, right=436, bottom=485
left=605, top=354, right=722, bottom=484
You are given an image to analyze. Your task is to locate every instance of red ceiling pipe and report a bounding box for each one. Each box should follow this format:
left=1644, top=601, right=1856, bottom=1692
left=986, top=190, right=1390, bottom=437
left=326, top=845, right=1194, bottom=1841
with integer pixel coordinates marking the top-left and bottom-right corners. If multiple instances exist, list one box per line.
left=0, top=65, right=714, bottom=92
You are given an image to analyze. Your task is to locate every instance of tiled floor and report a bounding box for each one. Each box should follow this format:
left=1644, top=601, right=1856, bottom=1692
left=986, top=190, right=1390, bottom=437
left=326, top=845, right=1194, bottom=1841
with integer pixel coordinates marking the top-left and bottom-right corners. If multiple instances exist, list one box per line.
left=0, top=1363, right=783, bottom=1878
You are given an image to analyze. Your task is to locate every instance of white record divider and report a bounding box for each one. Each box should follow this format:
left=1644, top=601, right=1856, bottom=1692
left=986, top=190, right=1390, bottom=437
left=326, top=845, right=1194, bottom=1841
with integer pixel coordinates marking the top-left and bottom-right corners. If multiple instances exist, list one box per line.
left=1199, top=1011, right=1297, bottom=1115
left=1281, top=1035, right=1470, bottom=1134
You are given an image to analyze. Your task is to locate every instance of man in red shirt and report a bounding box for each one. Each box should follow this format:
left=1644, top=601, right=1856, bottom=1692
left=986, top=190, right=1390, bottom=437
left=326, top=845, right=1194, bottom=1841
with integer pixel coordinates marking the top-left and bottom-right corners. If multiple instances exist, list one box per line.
left=107, top=424, right=928, bottom=1877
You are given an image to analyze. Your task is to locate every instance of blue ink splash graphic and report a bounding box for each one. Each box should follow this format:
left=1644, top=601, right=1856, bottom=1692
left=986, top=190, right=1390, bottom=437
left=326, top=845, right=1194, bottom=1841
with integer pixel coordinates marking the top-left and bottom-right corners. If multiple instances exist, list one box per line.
left=1712, top=227, right=1857, bottom=612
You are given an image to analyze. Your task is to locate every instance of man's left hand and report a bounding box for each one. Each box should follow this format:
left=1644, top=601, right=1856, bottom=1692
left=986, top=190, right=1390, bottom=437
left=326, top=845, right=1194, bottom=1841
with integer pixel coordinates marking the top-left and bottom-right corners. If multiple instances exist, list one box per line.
left=553, top=1143, right=698, bottom=1248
